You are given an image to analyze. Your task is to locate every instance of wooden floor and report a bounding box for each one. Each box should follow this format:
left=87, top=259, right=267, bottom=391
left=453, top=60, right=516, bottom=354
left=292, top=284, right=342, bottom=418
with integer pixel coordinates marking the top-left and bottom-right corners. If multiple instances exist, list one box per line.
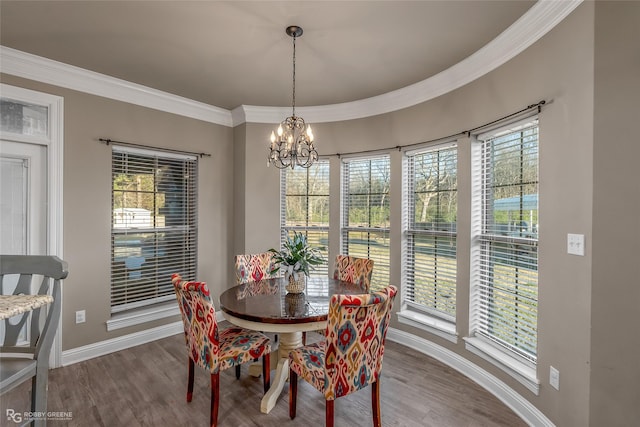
left=1, top=328, right=527, bottom=426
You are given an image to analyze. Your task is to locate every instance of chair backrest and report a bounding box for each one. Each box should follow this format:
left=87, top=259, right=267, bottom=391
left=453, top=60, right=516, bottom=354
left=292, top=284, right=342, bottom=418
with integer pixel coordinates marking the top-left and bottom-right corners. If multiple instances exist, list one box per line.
left=0, top=255, right=68, bottom=356
left=171, top=274, right=220, bottom=373
left=234, top=252, right=277, bottom=284
left=323, top=285, right=397, bottom=400
left=332, top=255, right=374, bottom=291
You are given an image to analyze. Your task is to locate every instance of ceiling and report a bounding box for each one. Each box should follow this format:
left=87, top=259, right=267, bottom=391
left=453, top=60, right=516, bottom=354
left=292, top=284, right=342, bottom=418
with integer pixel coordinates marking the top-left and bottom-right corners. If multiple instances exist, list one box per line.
left=0, top=1, right=536, bottom=111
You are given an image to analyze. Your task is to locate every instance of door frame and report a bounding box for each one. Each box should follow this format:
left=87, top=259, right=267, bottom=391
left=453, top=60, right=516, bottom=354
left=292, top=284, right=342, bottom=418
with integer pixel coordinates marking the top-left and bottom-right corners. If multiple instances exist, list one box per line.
left=1, top=83, right=64, bottom=367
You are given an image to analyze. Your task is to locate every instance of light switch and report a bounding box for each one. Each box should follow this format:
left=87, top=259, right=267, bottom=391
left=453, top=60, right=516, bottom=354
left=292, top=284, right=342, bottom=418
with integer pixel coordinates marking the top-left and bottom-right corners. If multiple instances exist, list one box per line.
left=550, top=366, right=560, bottom=390
left=567, top=233, right=585, bottom=256
left=75, top=310, right=86, bottom=324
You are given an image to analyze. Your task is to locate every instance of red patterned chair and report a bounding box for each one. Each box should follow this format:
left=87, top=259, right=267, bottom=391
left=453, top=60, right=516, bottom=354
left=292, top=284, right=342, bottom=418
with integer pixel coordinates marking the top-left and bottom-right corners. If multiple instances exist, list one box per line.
left=333, top=255, right=374, bottom=290
left=307, top=255, right=375, bottom=343
left=234, top=252, right=281, bottom=344
left=288, top=285, right=397, bottom=427
left=172, top=274, right=271, bottom=427
left=234, top=252, right=277, bottom=284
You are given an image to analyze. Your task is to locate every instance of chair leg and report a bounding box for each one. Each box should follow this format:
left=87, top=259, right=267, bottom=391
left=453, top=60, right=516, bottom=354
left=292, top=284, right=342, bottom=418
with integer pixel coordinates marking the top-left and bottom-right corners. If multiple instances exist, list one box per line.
left=210, top=372, right=220, bottom=427
left=187, top=358, right=195, bottom=402
left=289, top=369, right=298, bottom=419
left=32, top=369, right=48, bottom=427
left=302, top=331, right=306, bottom=346
left=372, top=380, right=381, bottom=427
left=262, top=353, right=271, bottom=393
left=326, top=399, right=335, bottom=427
left=235, top=364, right=241, bottom=380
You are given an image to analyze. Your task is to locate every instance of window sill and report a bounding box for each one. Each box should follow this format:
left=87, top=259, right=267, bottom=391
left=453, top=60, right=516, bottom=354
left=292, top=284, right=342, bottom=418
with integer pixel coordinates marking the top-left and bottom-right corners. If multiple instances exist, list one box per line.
left=397, top=309, right=458, bottom=343
left=464, top=336, right=539, bottom=395
left=106, top=302, right=181, bottom=331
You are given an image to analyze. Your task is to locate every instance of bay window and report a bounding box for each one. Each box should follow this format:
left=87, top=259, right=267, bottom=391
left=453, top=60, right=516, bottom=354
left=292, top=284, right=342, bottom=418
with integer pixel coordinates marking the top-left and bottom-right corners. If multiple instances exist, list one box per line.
left=468, top=118, right=539, bottom=391
left=280, top=160, right=330, bottom=276
left=341, top=155, right=391, bottom=291
left=404, top=143, right=457, bottom=325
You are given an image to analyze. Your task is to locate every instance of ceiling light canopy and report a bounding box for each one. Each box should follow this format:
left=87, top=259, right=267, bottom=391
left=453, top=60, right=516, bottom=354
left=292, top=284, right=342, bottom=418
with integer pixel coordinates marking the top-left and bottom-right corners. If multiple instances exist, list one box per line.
left=267, top=25, right=318, bottom=169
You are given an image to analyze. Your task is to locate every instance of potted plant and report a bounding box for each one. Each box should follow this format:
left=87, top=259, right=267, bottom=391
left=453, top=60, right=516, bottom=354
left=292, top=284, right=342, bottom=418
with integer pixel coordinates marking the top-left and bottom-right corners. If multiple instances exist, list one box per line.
left=268, top=231, right=324, bottom=293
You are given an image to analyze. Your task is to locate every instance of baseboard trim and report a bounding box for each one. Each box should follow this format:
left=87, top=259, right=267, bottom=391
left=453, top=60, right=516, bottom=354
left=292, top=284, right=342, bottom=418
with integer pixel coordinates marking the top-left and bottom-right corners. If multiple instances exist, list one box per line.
left=62, top=321, right=183, bottom=366
left=386, top=327, right=554, bottom=427
left=62, top=312, right=227, bottom=366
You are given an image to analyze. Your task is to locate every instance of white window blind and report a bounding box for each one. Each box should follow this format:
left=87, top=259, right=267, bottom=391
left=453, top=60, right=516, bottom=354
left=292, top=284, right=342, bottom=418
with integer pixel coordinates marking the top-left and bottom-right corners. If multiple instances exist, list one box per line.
left=111, top=146, right=197, bottom=313
left=280, top=160, right=330, bottom=276
left=472, top=119, right=539, bottom=363
left=341, top=156, right=390, bottom=291
left=405, top=144, right=457, bottom=320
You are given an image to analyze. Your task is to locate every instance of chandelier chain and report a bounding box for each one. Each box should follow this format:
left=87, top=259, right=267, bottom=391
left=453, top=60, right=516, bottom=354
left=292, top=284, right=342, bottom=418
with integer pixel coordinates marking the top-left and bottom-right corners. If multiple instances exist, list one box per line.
left=292, top=33, right=296, bottom=117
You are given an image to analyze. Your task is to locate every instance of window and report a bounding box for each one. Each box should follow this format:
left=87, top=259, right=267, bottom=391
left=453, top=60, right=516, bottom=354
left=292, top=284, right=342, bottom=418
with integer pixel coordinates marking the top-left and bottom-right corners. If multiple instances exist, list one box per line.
left=342, top=156, right=390, bottom=291
left=111, top=146, right=197, bottom=313
left=404, top=143, right=457, bottom=322
left=0, top=98, right=49, bottom=138
left=281, top=160, right=330, bottom=276
left=470, top=119, right=539, bottom=366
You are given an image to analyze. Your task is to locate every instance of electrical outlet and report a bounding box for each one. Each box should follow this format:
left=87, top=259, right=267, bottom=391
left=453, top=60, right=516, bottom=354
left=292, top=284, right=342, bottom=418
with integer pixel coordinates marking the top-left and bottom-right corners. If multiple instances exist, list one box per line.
left=567, top=233, right=585, bottom=256
left=75, top=310, right=86, bottom=324
left=550, top=366, right=560, bottom=390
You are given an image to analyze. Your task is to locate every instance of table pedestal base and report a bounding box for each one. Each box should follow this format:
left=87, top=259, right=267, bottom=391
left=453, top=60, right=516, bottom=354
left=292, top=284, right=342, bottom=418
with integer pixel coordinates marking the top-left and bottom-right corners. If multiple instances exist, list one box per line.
left=248, top=363, right=263, bottom=378
left=260, top=331, right=302, bottom=414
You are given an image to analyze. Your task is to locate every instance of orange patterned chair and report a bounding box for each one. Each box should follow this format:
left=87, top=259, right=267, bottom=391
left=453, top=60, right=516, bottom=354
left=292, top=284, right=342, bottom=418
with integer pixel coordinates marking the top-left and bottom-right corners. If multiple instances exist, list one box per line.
left=288, top=285, right=397, bottom=427
left=333, top=255, right=374, bottom=291
left=172, top=274, right=271, bottom=427
left=234, top=252, right=278, bottom=285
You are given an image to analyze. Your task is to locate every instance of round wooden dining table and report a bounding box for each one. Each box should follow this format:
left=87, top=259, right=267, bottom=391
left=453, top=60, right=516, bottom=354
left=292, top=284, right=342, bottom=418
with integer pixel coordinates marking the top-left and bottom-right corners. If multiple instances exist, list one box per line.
left=219, top=276, right=366, bottom=414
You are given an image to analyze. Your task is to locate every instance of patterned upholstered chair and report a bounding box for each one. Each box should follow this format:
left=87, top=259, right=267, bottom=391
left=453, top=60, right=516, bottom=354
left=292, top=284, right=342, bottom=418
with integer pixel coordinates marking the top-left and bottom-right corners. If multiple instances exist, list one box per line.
left=234, top=252, right=278, bottom=285
left=172, top=274, right=271, bottom=427
left=307, top=255, right=375, bottom=343
left=332, top=255, right=374, bottom=291
left=234, top=252, right=280, bottom=345
left=289, top=285, right=397, bottom=427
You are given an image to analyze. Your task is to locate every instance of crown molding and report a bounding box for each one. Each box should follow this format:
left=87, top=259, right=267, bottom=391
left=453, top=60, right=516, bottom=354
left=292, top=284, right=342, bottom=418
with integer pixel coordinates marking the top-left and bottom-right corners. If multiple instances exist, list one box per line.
left=1, top=0, right=581, bottom=128
left=0, top=46, right=233, bottom=127
left=238, top=0, right=582, bottom=125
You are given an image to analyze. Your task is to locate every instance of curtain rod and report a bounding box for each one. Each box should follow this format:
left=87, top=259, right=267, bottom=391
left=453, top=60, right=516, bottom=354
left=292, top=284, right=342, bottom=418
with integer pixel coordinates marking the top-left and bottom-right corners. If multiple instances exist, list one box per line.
left=333, top=100, right=546, bottom=158
left=99, top=100, right=544, bottom=160
left=464, top=100, right=545, bottom=136
left=98, top=138, right=212, bottom=158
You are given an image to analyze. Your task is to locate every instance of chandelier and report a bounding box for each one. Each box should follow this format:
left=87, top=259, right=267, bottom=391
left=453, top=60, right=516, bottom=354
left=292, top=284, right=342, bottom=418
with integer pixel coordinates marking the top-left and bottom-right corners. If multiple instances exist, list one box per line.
left=268, top=25, right=318, bottom=169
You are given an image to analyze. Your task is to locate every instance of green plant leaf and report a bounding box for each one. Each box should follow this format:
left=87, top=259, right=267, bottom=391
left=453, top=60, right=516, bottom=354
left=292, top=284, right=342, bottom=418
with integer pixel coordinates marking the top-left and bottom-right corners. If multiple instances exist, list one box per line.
left=268, top=231, right=324, bottom=275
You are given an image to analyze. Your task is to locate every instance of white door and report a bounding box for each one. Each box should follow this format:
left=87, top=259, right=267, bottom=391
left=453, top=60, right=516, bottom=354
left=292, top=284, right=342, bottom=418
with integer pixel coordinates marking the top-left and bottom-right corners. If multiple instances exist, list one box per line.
left=0, top=140, right=47, bottom=255
left=1, top=84, right=64, bottom=366
left=0, top=141, right=47, bottom=346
